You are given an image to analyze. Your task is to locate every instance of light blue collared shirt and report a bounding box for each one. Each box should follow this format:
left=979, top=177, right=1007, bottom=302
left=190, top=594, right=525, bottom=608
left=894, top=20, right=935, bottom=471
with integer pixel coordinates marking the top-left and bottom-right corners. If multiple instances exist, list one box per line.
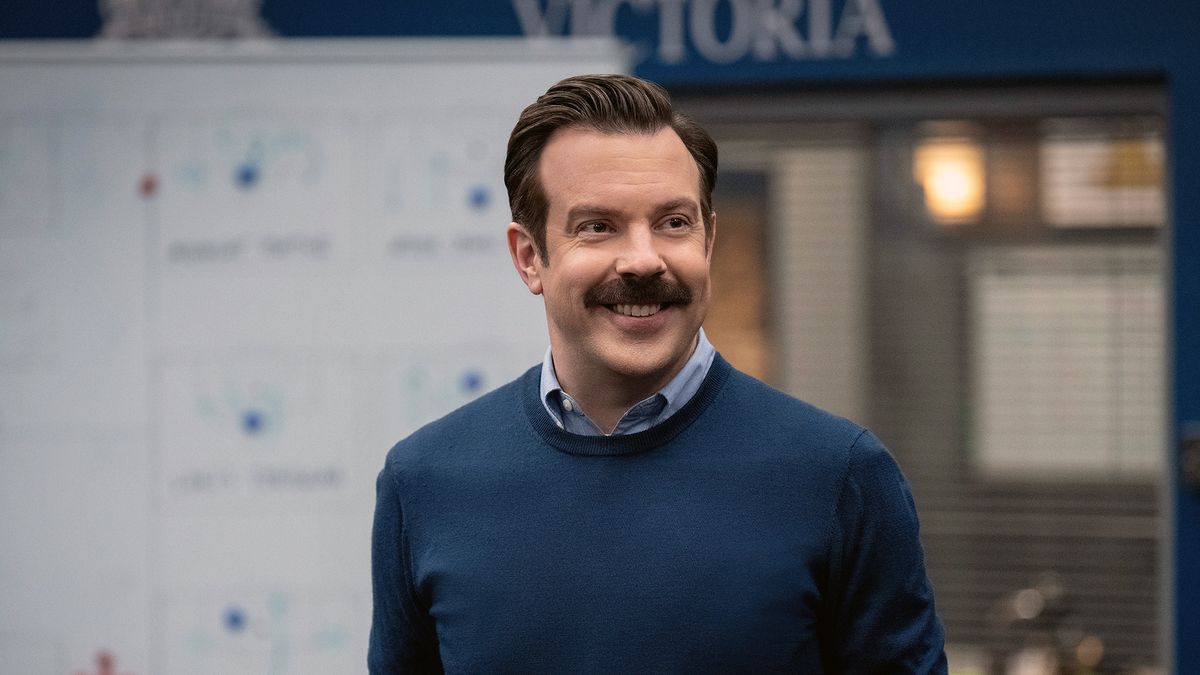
left=539, top=328, right=716, bottom=436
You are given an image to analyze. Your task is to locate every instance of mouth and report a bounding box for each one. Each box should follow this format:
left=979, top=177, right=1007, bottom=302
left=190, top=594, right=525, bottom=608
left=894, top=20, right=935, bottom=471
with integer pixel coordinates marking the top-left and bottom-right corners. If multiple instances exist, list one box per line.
left=606, top=303, right=666, bottom=318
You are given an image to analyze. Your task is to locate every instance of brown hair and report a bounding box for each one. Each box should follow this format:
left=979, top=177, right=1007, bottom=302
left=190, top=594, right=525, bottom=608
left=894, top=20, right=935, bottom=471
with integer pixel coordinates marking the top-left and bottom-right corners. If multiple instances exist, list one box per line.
left=504, top=74, right=718, bottom=263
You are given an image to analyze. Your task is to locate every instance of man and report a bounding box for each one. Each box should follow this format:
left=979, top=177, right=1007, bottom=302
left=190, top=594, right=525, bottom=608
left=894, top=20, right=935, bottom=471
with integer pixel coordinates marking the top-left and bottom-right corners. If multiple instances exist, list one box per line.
left=370, top=74, right=946, bottom=673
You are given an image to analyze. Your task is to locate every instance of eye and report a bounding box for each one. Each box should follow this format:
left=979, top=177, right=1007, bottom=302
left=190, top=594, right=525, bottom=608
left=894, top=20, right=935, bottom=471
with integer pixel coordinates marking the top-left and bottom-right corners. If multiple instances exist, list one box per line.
left=579, top=221, right=610, bottom=234
left=662, top=216, right=691, bottom=230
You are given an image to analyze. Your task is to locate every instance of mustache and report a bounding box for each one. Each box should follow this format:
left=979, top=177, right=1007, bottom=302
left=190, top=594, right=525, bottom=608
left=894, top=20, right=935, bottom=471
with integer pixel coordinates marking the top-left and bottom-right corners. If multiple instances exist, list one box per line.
left=583, top=275, right=693, bottom=308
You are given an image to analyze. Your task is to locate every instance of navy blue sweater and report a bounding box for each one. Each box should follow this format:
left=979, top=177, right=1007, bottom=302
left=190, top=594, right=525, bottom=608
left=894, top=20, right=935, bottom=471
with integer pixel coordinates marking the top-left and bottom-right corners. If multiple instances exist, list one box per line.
left=370, top=355, right=946, bottom=673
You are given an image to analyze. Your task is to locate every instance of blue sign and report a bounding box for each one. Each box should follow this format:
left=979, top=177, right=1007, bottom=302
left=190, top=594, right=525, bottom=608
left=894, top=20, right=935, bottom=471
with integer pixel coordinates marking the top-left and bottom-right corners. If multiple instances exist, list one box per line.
left=509, top=0, right=894, bottom=66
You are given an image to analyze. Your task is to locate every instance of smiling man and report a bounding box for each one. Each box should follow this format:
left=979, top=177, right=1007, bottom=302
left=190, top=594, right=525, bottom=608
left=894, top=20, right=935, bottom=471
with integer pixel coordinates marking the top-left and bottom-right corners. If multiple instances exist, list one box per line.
left=512, top=123, right=713, bottom=435
left=369, top=74, right=946, bottom=674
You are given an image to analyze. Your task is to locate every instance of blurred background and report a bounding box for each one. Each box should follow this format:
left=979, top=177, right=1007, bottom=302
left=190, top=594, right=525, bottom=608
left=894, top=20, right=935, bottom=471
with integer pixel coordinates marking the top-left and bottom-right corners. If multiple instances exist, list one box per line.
left=2, top=1, right=1198, bottom=674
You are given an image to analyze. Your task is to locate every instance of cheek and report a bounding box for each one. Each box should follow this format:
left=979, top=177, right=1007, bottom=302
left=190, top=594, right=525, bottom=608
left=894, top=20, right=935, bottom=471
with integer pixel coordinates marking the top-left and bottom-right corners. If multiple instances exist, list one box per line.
left=541, top=270, right=588, bottom=306
left=551, top=257, right=607, bottom=290
left=680, top=255, right=712, bottom=288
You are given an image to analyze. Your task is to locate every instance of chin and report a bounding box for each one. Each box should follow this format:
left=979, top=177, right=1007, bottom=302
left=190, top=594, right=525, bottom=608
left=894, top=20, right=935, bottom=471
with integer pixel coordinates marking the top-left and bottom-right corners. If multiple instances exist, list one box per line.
left=601, top=345, right=690, bottom=381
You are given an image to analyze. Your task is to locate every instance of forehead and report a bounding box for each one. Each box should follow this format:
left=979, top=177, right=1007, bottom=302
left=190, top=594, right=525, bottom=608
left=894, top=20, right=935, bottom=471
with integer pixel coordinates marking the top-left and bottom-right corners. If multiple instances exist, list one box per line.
left=538, top=126, right=701, bottom=213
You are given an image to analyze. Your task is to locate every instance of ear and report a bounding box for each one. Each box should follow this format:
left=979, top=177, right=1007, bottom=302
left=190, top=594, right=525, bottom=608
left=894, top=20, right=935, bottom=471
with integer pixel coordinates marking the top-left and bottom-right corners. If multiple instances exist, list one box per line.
left=507, top=222, right=544, bottom=295
left=705, top=211, right=717, bottom=261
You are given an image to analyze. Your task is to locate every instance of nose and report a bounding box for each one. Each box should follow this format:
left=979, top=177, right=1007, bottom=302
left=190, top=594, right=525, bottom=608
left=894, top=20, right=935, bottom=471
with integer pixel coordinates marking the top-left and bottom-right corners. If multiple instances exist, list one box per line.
left=613, top=225, right=667, bottom=278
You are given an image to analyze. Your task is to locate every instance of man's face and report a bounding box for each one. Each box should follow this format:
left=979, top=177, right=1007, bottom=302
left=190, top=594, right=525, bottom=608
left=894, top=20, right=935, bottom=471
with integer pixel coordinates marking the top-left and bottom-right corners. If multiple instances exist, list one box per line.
left=508, top=126, right=714, bottom=392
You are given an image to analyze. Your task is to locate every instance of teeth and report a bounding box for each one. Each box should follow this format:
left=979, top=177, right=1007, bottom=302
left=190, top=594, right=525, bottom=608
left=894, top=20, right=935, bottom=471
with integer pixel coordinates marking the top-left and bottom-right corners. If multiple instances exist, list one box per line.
left=613, top=304, right=662, bottom=317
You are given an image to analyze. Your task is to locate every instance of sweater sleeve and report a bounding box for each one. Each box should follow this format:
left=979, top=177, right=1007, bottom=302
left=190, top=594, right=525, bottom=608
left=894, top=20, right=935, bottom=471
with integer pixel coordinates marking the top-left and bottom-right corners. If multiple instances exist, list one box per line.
left=368, top=457, right=444, bottom=674
left=821, top=430, right=948, bottom=674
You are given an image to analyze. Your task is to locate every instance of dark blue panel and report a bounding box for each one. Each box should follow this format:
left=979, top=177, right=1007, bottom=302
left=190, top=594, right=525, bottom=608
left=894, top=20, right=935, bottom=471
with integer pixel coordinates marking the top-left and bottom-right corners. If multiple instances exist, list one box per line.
left=1170, top=72, right=1200, bottom=674
left=0, top=0, right=99, bottom=38
left=633, top=0, right=1191, bottom=84
left=259, top=0, right=519, bottom=37
left=3, top=0, right=1197, bottom=82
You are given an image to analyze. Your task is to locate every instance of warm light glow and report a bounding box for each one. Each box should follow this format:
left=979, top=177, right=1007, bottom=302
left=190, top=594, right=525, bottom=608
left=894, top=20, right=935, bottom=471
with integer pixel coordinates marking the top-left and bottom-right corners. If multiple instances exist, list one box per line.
left=1099, top=137, right=1162, bottom=188
left=914, top=138, right=986, bottom=224
left=1075, top=635, right=1105, bottom=668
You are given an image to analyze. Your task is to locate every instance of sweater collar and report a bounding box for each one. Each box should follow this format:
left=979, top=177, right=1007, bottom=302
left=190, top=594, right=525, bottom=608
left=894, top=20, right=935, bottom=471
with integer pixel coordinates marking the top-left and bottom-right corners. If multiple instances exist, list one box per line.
left=520, top=353, right=733, bottom=457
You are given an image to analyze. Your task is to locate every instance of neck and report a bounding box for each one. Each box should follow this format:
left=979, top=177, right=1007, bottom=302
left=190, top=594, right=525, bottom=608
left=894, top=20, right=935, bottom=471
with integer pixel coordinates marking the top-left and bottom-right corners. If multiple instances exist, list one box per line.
left=571, top=370, right=665, bottom=435
left=551, top=334, right=699, bottom=435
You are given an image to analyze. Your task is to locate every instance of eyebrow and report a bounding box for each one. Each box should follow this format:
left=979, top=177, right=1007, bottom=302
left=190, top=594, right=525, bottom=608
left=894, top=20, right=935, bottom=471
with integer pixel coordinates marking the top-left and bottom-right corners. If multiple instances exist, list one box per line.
left=566, top=204, right=622, bottom=222
left=654, top=198, right=702, bottom=217
left=565, top=198, right=701, bottom=223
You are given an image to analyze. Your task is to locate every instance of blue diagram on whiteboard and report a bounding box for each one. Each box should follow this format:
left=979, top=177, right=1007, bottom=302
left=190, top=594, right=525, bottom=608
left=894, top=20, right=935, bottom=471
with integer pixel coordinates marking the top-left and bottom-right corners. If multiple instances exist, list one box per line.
left=170, top=125, right=325, bottom=193
left=235, top=160, right=260, bottom=190
left=368, top=111, right=512, bottom=259
left=458, top=367, right=486, bottom=395
left=229, top=132, right=323, bottom=192
left=156, top=117, right=349, bottom=267
left=383, top=345, right=533, bottom=441
left=165, top=590, right=358, bottom=675
left=466, top=183, right=491, bottom=211
left=193, top=378, right=285, bottom=440
left=159, top=357, right=362, bottom=510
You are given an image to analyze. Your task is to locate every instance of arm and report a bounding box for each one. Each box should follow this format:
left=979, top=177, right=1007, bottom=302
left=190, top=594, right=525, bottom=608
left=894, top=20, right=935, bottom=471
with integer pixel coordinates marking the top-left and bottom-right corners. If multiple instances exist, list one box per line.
left=369, top=458, right=443, bottom=674
left=821, top=430, right=947, bottom=674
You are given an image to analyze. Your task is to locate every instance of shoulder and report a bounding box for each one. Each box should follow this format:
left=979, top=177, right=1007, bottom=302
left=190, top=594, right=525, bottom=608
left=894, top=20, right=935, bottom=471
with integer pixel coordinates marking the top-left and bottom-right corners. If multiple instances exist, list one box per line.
left=715, top=366, right=870, bottom=454
left=697, top=363, right=908, bottom=495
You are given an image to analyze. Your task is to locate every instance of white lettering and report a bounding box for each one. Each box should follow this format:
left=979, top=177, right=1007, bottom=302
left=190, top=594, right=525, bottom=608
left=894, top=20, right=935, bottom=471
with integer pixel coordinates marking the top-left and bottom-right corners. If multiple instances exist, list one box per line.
left=569, top=0, right=596, bottom=34
left=753, top=0, right=806, bottom=60
left=691, top=0, right=755, bottom=64
left=808, top=0, right=832, bottom=56
left=510, top=0, right=897, bottom=63
left=512, top=0, right=572, bottom=36
left=657, top=0, right=688, bottom=63
left=833, top=0, right=894, bottom=57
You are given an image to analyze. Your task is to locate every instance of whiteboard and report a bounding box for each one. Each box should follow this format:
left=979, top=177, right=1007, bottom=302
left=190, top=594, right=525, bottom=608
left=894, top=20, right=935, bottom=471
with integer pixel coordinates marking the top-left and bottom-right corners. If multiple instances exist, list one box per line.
left=0, top=39, right=626, bottom=674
